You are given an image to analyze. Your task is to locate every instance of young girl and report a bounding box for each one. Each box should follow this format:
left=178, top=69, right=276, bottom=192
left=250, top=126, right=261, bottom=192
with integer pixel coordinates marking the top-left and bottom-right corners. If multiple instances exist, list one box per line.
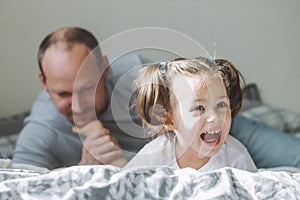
left=124, top=57, right=257, bottom=172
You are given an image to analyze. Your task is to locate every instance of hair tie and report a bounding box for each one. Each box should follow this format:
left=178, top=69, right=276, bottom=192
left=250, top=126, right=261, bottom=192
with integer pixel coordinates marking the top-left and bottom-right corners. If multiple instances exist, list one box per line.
left=159, top=62, right=167, bottom=70
left=158, top=62, right=167, bottom=76
left=209, top=58, right=215, bottom=65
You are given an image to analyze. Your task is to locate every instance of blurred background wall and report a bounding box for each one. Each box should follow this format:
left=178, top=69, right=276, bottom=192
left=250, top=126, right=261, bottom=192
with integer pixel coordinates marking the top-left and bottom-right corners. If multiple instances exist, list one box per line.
left=0, top=0, right=299, bottom=117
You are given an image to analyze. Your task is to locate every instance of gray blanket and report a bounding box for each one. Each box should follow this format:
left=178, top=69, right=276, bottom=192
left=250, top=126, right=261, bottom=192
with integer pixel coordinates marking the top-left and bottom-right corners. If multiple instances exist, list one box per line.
left=0, top=166, right=299, bottom=199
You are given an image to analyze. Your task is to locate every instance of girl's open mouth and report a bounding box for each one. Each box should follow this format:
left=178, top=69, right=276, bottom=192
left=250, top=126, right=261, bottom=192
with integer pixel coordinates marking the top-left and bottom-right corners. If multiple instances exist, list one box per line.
left=200, top=131, right=221, bottom=144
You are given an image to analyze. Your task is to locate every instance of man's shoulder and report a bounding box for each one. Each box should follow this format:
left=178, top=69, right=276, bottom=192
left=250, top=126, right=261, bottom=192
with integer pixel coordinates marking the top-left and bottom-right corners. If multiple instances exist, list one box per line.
left=108, top=53, right=152, bottom=78
left=30, top=91, right=59, bottom=118
left=26, top=90, right=71, bottom=130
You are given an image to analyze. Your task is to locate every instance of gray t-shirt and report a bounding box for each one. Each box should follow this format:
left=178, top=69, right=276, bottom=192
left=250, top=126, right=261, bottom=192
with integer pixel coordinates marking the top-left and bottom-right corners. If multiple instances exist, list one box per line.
left=13, top=53, right=151, bottom=169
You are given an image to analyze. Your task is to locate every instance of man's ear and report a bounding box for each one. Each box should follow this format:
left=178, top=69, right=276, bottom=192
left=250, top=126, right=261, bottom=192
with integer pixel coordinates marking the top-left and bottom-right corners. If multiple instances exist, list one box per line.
left=102, top=55, right=110, bottom=78
left=38, top=71, right=49, bottom=92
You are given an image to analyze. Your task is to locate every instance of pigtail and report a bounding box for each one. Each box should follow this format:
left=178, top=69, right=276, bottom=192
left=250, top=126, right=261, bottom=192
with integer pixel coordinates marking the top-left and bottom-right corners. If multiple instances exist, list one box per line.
left=215, top=59, right=245, bottom=118
left=134, top=63, right=171, bottom=136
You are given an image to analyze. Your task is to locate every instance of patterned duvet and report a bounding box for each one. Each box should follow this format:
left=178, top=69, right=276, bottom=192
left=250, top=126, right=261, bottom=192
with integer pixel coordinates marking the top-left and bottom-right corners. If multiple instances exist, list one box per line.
left=0, top=165, right=299, bottom=199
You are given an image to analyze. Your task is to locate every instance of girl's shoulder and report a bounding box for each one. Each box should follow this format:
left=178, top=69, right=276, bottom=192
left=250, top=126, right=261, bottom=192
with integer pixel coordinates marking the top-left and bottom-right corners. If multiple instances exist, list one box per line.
left=141, top=134, right=174, bottom=153
left=223, top=135, right=249, bottom=154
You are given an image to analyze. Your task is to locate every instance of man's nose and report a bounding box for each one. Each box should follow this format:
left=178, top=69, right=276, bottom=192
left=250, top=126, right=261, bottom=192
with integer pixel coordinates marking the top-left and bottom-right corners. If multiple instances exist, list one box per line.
left=72, top=93, right=85, bottom=113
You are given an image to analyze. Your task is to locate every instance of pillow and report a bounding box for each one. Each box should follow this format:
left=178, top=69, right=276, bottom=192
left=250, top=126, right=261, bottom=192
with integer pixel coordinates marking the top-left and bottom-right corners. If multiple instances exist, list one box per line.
left=0, top=111, right=29, bottom=137
left=241, top=83, right=300, bottom=133
left=241, top=83, right=262, bottom=111
left=240, top=104, right=300, bottom=133
left=0, top=133, right=20, bottom=159
left=0, top=111, right=29, bottom=159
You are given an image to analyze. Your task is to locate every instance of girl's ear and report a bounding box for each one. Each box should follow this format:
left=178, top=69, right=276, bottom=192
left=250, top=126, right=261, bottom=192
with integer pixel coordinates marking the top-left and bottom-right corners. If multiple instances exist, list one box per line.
left=164, top=122, right=175, bottom=132
left=150, top=104, right=168, bottom=125
left=150, top=104, right=174, bottom=131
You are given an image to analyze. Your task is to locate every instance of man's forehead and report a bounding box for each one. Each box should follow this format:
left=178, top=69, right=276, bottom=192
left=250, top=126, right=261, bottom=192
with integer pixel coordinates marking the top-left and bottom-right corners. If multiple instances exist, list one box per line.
left=49, top=42, right=91, bottom=57
left=44, top=43, right=99, bottom=71
left=43, top=44, right=101, bottom=89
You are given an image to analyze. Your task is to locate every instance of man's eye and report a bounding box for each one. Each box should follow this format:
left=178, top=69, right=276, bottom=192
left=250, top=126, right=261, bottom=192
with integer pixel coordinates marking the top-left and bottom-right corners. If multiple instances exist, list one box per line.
left=216, top=102, right=227, bottom=109
left=87, top=86, right=95, bottom=91
left=58, top=92, right=71, bottom=98
left=194, top=105, right=205, bottom=111
left=82, top=86, right=95, bottom=92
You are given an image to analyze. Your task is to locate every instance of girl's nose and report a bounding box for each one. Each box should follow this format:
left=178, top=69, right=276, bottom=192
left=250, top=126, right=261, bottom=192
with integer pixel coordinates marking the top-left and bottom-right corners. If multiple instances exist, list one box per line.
left=206, top=109, right=219, bottom=123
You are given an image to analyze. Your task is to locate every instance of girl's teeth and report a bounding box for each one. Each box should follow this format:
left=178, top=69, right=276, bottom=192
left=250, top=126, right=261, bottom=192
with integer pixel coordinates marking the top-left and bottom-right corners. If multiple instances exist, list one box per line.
left=207, top=131, right=218, bottom=135
left=201, top=131, right=221, bottom=144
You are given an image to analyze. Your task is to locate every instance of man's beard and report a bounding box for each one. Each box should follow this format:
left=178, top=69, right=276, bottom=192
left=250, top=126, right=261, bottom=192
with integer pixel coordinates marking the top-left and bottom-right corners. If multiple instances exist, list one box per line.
left=71, top=98, right=109, bottom=128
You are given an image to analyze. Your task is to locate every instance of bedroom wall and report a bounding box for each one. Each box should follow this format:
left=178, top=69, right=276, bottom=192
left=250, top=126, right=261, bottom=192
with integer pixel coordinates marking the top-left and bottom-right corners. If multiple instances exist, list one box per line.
left=0, top=0, right=299, bottom=118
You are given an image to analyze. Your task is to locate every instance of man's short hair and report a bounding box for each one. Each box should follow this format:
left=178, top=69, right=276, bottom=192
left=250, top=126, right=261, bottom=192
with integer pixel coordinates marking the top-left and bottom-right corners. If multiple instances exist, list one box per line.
left=37, top=27, right=102, bottom=79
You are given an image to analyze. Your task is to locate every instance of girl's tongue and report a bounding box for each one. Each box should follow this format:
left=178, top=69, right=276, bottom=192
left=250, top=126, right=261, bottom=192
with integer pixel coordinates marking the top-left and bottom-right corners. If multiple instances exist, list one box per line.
left=200, top=131, right=220, bottom=144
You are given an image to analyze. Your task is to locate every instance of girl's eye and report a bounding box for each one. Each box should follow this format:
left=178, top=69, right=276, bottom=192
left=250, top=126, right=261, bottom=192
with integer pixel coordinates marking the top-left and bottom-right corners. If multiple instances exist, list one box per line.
left=216, top=101, right=227, bottom=109
left=194, top=105, right=205, bottom=111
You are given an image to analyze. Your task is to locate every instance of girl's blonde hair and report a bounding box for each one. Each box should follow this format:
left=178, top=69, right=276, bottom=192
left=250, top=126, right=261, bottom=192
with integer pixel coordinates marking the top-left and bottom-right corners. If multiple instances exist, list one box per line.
left=134, top=57, right=244, bottom=136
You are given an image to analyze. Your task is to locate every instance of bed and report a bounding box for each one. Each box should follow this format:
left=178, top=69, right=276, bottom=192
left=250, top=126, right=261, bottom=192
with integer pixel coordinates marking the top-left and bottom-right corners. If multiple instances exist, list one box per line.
left=0, top=164, right=299, bottom=199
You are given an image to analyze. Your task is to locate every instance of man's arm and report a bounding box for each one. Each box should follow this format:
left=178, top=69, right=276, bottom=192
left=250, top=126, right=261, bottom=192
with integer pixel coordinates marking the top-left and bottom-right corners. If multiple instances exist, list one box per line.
left=12, top=123, right=62, bottom=169
left=230, top=115, right=300, bottom=168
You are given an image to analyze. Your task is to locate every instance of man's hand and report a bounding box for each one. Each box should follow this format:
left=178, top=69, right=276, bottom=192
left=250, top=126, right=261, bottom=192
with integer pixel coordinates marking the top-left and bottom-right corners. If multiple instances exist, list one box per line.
left=73, top=120, right=127, bottom=167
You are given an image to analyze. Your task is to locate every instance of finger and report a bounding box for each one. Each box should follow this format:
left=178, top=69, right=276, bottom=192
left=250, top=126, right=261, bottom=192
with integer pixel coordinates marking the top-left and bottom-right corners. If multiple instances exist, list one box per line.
left=73, top=120, right=103, bottom=136
left=85, top=127, right=110, bottom=141
left=110, top=136, right=120, bottom=147
left=93, top=149, right=123, bottom=164
left=79, top=147, right=103, bottom=165
left=72, top=120, right=104, bottom=137
left=74, top=122, right=109, bottom=139
left=110, top=157, right=128, bottom=167
left=86, top=140, right=121, bottom=155
left=85, top=134, right=121, bottom=150
left=84, top=134, right=112, bottom=148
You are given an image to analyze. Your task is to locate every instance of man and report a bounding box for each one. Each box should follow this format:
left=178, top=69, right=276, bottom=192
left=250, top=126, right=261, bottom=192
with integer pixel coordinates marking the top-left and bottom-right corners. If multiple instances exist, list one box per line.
left=13, top=27, right=149, bottom=169
left=13, top=27, right=300, bottom=169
